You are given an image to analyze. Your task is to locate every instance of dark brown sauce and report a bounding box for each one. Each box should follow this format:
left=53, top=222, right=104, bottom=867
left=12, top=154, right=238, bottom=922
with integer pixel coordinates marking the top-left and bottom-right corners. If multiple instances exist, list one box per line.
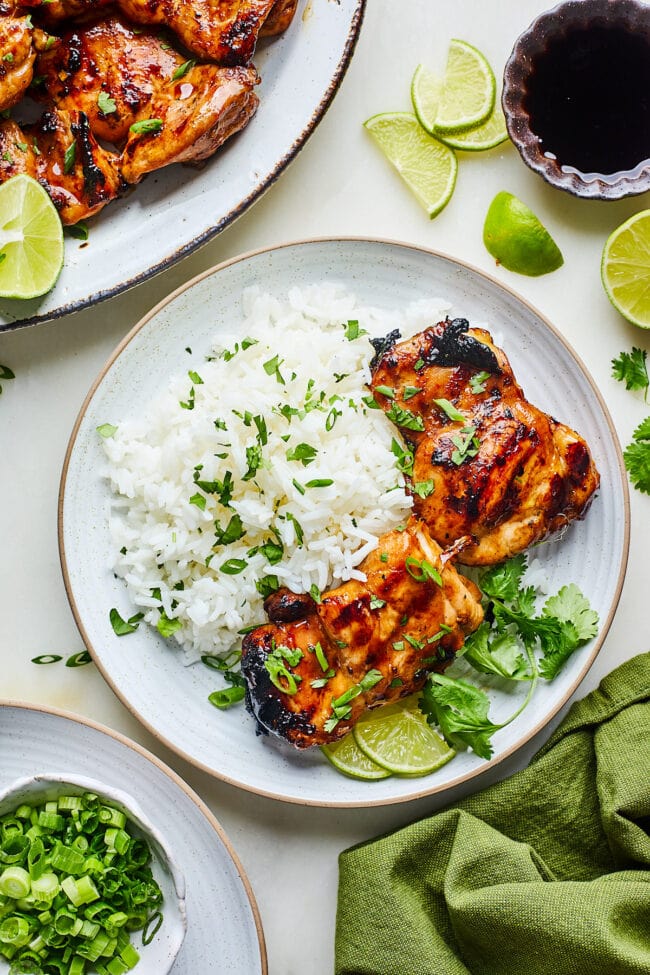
left=523, top=25, right=650, bottom=176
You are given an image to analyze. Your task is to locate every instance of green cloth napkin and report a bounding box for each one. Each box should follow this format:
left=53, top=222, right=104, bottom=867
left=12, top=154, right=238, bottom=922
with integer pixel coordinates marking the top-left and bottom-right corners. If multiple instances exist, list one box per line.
left=336, top=653, right=650, bottom=975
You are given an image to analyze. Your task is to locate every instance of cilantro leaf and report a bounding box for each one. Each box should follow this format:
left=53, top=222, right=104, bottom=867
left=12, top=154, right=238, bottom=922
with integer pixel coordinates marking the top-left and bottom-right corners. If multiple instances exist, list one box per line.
left=543, top=583, right=599, bottom=641
left=419, top=673, right=501, bottom=759
left=479, top=554, right=526, bottom=603
left=462, top=622, right=531, bottom=680
left=612, top=347, right=648, bottom=400
left=624, top=417, right=650, bottom=494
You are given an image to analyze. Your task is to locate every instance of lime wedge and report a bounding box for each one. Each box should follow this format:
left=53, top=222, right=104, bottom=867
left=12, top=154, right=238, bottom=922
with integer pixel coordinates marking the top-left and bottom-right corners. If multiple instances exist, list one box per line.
left=438, top=102, right=508, bottom=151
left=601, top=209, right=650, bottom=329
left=411, top=63, right=443, bottom=135
left=353, top=698, right=455, bottom=777
left=434, top=39, right=496, bottom=134
left=321, top=733, right=392, bottom=781
left=0, top=174, right=64, bottom=300
left=364, top=112, right=458, bottom=218
left=483, top=191, right=564, bottom=276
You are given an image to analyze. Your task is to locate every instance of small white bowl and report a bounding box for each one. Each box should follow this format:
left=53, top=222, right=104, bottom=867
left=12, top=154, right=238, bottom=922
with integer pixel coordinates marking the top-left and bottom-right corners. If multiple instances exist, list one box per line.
left=0, top=773, right=187, bottom=975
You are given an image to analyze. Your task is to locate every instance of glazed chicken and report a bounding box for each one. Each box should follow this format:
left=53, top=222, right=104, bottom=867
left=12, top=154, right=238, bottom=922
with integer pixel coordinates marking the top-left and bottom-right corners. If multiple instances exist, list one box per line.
left=35, top=17, right=259, bottom=183
left=0, top=109, right=123, bottom=223
left=241, top=518, right=483, bottom=748
left=0, top=15, right=37, bottom=111
left=370, top=318, right=600, bottom=565
left=13, top=0, right=295, bottom=64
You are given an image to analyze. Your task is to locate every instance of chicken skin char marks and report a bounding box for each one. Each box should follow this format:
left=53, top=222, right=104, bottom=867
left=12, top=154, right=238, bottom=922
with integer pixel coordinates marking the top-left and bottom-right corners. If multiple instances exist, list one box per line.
left=370, top=318, right=600, bottom=566
left=7, top=0, right=298, bottom=65
left=241, top=518, right=483, bottom=749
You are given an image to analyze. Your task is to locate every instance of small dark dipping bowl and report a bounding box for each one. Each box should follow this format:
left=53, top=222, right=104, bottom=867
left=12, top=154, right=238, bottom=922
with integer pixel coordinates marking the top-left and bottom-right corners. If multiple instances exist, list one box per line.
left=502, top=0, right=650, bottom=199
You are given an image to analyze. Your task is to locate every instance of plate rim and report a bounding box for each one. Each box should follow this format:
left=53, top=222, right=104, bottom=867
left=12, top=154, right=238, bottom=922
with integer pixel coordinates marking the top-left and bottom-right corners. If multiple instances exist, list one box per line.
left=0, top=0, right=367, bottom=333
left=0, top=697, right=268, bottom=972
left=58, top=235, right=631, bottom=808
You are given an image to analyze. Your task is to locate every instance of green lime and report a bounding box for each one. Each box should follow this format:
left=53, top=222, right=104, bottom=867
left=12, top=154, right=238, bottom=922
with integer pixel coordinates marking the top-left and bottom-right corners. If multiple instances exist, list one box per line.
left=434, top=39, right=496, bottom=135
left=0, top=174, right=64, bottom=300
left=483, top=191, right=564, bottom=276
left=437, top=102, right=508, bottom=151
left=352, top=698, right=455, bottom=777
left=364, top=112, right=458, bottom=218
left=321, top=733, right=392, bottom=781
left=601, top=209, right=650, bottom=329
left=410, top=63, right=442, bottom=135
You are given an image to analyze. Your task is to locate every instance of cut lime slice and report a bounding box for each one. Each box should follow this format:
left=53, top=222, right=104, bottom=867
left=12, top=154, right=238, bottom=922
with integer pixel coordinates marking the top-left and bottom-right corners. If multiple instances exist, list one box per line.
left=411, top=63, right=442, bottom=135
left=0, top=174, right=64, bottom=300
left=438, top=102, right=508, bottom=151
left=483, top=191, right=564, bottom=276
left=364, top=112, right=458, bottom=218
left=353, top=699, right=455, bottom=777
left=434, top=39, right=496, bottom=134
left=321, top=733, right=392, bottom=781
left=601, top=209, right=650, bottom=329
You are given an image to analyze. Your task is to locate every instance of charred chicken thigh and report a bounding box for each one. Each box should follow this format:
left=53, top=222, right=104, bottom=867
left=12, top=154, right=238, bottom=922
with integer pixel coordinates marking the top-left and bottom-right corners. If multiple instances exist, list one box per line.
left=14, top=0, right=294, bottom=64
left=370, top=318, right=600, bottom=565
left=241, top=518, right=483, bottom=748
left=35, top=17, right=259, bottom=182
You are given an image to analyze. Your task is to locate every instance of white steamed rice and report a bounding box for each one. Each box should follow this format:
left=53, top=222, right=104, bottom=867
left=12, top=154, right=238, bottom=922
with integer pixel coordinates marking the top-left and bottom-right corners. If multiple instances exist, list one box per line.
left=103, top=284, right=452, bottom=662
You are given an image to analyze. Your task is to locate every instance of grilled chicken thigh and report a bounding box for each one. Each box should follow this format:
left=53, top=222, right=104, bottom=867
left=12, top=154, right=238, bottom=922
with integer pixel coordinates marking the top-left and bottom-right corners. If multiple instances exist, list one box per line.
left=370, top=318, right=599, bottom=565
left=0, top=15, right=37, bottom=111
left=241, top=518, right=483, bottom=748
left=16, top=0, right=295, bottom=64
left=0, top=109, right=122, bottom=222
left=35, top=17, right=259, bottom=180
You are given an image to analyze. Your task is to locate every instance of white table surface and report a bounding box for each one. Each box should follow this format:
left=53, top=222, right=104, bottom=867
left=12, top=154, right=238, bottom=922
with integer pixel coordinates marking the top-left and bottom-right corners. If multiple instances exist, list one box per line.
left=1, top=2, right=649, bottom=972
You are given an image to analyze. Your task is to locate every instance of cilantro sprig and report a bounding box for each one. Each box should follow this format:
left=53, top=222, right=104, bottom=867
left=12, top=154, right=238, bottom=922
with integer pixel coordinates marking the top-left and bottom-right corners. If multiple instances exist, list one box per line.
left=419, top=554, right=598, bottom=758
left=612, top=346, right=650, bottom=493
left=611, top=347, right=648, bottom=400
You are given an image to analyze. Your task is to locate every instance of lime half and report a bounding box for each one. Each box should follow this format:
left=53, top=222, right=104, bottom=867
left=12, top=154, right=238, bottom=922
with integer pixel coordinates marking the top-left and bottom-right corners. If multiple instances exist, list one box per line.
left=321, top=733, right=392, bottom=781
left=364, top=112, right=458, bottom=218
left=353, top=699, right=455, bottom=777
left=0, top=174, right=64, bottom=300
left=601, top=209, right=650, bottom=329
left=434, top=39, right=496, bottom=135
left=483, top=191, right=564, bottom=276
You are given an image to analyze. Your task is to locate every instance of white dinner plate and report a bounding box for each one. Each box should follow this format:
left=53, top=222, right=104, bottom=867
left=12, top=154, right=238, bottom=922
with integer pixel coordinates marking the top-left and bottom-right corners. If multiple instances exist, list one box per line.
left=0, top=701, right=266, bottom=973
left=59, top=237, right=630, bottom=807
left=0, top=1, right=365, bottom=331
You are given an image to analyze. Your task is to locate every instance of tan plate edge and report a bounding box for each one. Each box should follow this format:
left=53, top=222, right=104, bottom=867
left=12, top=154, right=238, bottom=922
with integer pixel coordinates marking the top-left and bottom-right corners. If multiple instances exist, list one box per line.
left=58, top=235, right=631, bottom=808
left=0, top=698, right=268, bottom=973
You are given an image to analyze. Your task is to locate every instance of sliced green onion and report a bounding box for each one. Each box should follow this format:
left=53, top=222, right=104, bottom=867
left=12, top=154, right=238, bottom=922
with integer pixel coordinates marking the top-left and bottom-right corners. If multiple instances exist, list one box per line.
left=208, top=686, right=246, bottom=710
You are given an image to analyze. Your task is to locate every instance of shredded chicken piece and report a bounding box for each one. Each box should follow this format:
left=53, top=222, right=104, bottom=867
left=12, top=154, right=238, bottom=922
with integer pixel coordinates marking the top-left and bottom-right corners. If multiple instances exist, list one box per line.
left=241, top=518, right=483, bottom=748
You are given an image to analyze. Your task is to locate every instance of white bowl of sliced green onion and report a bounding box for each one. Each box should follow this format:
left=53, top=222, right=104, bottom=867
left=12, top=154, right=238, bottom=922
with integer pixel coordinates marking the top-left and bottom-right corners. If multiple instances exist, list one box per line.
left=0, top=774, right=186, bottom=975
